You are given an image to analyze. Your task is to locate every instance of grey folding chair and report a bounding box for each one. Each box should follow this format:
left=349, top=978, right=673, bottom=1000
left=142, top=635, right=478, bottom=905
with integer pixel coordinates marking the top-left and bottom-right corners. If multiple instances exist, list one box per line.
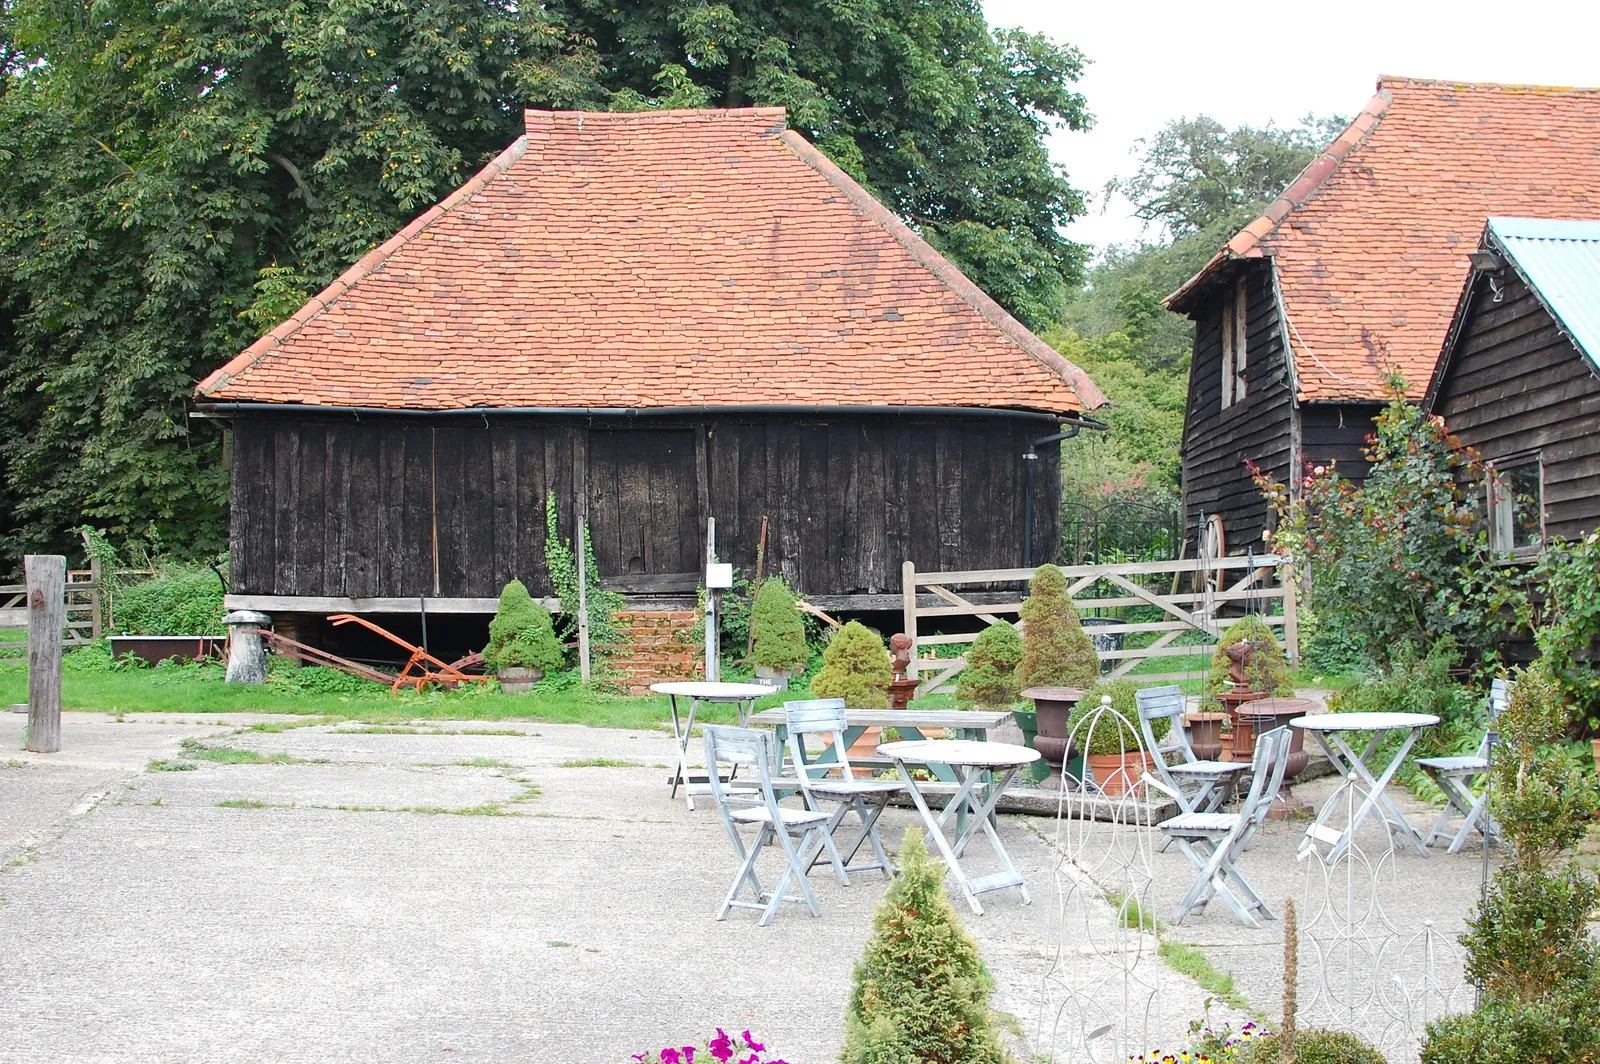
left=703, top=725, right=831, bottom=926
left=1418, top=677, right=1512, bottom=854
left=782, top=698, right=905, bottom=885
left=1159, top=725, right=1293, bottom=927
left=1137, top=685, right=1250, bottom=816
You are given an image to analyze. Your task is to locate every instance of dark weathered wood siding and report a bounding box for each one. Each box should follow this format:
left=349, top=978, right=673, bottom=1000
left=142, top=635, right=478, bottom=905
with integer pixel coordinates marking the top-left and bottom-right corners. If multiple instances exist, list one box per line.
left=229, top=413, right=1061, bottom=600
left=1434, top=273, right=1600, bottom=541
left=1299, top=403, right=1382, bottom=484
left=1179, top=263, right=1294, bottom=553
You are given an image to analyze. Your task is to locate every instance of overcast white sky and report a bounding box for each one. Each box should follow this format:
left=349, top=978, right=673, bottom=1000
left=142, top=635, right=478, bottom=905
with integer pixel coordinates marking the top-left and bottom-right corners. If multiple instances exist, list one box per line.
left=982, top=0, right=1600, bottom=255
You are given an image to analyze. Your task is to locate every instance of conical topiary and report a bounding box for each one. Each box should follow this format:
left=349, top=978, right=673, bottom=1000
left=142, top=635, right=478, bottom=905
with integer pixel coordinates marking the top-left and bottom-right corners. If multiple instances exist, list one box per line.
left=1016, top=563, right=1099, bottom=691
left=484, top=579, right=566, bottom=673
left=956, top=621, right=1024, bottom=710
left=1205, top=614, right=1292, bottom=707
left=811, top=621, right=893, bottom=709
left=749, top=577, right=809, bottom=671
left=842, top=828, right=1009, bottom=1064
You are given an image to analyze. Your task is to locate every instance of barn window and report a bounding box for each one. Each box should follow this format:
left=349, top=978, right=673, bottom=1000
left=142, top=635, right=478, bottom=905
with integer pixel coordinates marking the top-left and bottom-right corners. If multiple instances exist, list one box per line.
left=1220, top=277, right=1248, bottom=408
left=1488, top=456, right=1544, bottom=554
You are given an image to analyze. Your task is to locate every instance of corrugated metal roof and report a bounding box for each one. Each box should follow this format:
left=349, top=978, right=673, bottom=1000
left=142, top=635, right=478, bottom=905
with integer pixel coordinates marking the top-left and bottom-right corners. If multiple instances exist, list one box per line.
left=1488, top=217, right=1600, bottom=372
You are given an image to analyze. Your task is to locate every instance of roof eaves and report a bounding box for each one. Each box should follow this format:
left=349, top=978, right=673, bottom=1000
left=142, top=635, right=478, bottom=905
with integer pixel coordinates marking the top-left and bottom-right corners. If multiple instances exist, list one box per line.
left=1164, top=85, right=1394, bottom=313
left=195, top=134, right=531, bottom=398
left=1423, top=223, right=1492, bottom=411
left=774, top=130, right=1107, bottom=414
left=1489, top=218, right=1600, bottom=377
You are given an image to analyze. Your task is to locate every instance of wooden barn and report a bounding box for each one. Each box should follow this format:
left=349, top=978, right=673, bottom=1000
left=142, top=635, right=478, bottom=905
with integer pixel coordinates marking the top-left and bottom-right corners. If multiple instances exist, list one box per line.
left=1426, top=217, right=1600, bottom=550
left=1164, top=77, right=1600, bottom=555
left=194, top=108, right=1106, bottom=649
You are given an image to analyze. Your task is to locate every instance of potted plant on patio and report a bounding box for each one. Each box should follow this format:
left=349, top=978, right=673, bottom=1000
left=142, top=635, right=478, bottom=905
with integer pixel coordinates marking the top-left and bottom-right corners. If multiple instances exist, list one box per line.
left=1205, top=615, right=1293, bottom=758
left=1069, top=678, right=1169, bottom=797
left=749, top=577, right=808, bottom=690
left=1016, top=564, right=1100, bottom=787
left=812, top=621, right=893, bottom=758
left=484, top=579, right=565, bottom=693
left=956, top=621, right=1023, bottom=711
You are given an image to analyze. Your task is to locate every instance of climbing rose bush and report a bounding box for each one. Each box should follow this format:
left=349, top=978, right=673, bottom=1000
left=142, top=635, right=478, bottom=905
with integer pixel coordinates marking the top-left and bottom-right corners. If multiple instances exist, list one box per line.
left=632, top=1029, right=786, bottom=1064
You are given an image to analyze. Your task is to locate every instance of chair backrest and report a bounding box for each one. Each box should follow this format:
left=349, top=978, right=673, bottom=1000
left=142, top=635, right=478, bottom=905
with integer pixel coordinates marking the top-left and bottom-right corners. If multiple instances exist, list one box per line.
left=1236, top=726, right=1293, bottom=831
left=782, top=698, right=854, bottom=785
left=1136, top=684, right=1199, bottom=780
left=1477, top=677, right=1515, bottom=759
left=703, top=725, right=783, bottom=813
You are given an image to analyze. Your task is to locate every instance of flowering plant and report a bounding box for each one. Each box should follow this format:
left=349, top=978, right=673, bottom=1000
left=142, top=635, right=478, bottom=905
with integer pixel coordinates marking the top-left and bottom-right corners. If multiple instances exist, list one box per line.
left=633, top=1029, right=786, bottom=1064
left=1130, top=1019, right=1267, bottom=1062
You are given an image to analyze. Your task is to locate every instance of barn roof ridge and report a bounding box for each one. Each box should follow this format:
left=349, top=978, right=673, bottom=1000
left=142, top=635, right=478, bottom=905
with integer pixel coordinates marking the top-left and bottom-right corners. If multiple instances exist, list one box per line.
left=197, top=108, right=1103, bottom=416
left=1163, top=75, right=1600, bottom=403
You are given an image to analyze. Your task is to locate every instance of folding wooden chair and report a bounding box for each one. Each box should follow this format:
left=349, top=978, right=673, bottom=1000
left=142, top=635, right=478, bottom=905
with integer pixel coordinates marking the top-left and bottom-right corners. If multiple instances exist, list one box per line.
left=782, top=698, right=905, bottom=885
left=1136, top=685, right=1251, bottom=817
left=1159, top=725, right=1293, bottom=927
left=1418, top=677, right=1512, bottom=854
left=703, top=725, right=832, bottom=926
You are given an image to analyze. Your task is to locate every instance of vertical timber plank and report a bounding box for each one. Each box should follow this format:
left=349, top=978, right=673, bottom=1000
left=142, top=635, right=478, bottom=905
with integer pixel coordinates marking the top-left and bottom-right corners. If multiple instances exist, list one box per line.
left=25, top=554, right=64, bottom=753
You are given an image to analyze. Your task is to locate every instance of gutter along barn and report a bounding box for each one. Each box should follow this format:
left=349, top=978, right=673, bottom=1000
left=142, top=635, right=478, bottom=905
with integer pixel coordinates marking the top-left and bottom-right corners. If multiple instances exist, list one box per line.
left=196, top=108, right=1106, bottom=657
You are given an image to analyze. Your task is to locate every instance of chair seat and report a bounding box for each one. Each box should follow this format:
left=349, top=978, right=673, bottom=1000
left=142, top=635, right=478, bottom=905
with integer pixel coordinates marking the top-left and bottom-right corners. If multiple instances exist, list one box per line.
left=1170, top=761, right=1251, bottom=778
left=730, top=806, right=832, bottom=828
left=1416, top=755, right=1488, bottom=773
left=805, top=778, right=905, bottom=797
left=1160, top=811, right=1241, bottom=835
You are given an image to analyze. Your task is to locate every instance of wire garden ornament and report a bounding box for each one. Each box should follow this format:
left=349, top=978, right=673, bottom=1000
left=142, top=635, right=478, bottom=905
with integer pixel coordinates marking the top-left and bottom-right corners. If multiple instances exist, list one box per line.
left=1034, top=697, right=1164, bottom=1062
left=1297, top=773, right=1474, bottom=1063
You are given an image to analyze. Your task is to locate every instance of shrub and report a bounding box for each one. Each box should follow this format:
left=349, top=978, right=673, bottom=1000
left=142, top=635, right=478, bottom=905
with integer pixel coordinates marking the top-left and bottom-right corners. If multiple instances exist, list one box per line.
left=811, top=622, right=892, bottom=709
left=1530, top=527, right=1600, bottom=734
left=484, top=580, right=566, bottom=674
left=1015, top=563, right=1098, bottom=691
left=112, top=565, right=228, bottom=636
left=1204, top=614, right=1292, bottom=707
left=1421, top=974, right=1600, bottom=1064
left=1067, top=678, right=1168, bottom=756
left=956, top=621, right=1024, bottom=710
left=841, top=828, right=1007, bottom=1064
left=1243, top=1028, right=1389, bottom=1064
left=749, top=578, right=808, bottom=671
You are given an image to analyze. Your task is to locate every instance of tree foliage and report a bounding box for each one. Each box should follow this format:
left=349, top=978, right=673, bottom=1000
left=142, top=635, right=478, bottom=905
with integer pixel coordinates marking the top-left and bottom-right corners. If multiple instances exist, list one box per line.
left=0, top=0, right=1090, bottom=562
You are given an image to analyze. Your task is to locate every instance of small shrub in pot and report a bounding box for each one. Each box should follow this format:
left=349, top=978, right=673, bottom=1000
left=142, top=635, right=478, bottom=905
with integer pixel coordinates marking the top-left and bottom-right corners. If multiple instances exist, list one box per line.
left=485, top=579, right=565, bottom=687
left=956, top=621, right=1023, bottom=711
left=1016, top=563, right=1099, bottom=692
left=811, top=621, right=892, bottom=709
left=749, top=577, right=808, bottom=675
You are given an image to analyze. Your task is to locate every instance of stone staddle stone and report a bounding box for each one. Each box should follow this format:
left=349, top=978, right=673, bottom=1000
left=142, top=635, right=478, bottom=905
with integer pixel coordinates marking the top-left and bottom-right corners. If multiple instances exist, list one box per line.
left=223, top=610, right=272, bottom=684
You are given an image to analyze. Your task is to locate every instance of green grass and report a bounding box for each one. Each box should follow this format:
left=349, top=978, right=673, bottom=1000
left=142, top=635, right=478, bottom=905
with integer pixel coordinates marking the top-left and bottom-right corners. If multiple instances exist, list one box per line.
left=1106, top=889, right=1159, bottom=932
left=179, top=739, right=314, bottom=765
left=1159, top=940, right=1253, bottom=1014
left=453, top=757, right=513, bottom=768
left=216, top=798, right=272, bottom=809
left=147, top=758, right=198, bottom=772
left=559, top=757, right=642, bottom=768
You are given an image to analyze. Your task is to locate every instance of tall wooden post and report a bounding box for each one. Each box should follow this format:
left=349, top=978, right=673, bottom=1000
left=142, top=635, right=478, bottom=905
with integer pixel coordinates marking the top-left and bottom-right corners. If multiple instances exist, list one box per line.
left=705, top=518, right=719, bottom=683
left=901, top=560, right=918, bottom=679
left=26, top=554, right=64, bottom=753
left=576, top=500, right=592, bottom=684
left=1281, top=561, right=1300, bottom=662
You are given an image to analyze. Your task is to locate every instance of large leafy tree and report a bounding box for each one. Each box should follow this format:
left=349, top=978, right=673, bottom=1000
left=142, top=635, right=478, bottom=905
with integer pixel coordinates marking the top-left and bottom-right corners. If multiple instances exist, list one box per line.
left=0, top=0, right=1089, bottom=563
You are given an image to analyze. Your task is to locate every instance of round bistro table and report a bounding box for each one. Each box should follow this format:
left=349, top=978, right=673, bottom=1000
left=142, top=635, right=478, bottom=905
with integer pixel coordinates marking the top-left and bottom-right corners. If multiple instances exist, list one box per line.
left=651, top=681, right=775, bottom=810
left=877, top=738, right=1040, bottom=915
left=1290, top=712, right=1440, bottom=864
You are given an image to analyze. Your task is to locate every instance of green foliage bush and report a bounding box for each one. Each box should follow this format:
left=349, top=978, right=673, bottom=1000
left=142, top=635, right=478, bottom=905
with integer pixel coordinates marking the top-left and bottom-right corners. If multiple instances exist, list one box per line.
left=1016, top=563, right=1099, bottom=691
left=811, top=622, right=892, bottom=709
left=544, top=494, right=623, bottom=657
left=749, top=578, right=808, bottom=671
left=1421, top=974, right=1600, bottom=1064
left=956, top=621, right=1024, bottom=710
left=113, top=565, right=227, bottom=636
left=841, top=828, right=1007, bottom=1064
left=1204, top=614, right=1291, bottom=706
left=1530, top=527, right=1600, bottom=734
left=1068, top=678, right=1168, bottom=756
left=484, top=580, right=565, bottom=674
left=1242, top=1028, right=1388, bottom=1064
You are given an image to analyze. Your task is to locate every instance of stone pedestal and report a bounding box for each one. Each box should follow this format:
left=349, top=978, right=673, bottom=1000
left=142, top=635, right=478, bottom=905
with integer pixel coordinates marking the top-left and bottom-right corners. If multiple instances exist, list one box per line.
left=224, top=610, right=271, bottom=684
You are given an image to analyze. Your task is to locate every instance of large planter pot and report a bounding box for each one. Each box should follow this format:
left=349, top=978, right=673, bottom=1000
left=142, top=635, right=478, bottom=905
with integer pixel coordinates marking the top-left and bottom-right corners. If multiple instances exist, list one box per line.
left=1218, top=689, right=1271, bottom=760
left=754, top=664, right=799, bottom=692
left=1011, top=709, right=1050, bottom=784
left=497, top=666, right=544, bottom=694
left=1022, top=686, right=1086, bottom=790
left=1183, top=713, right=1229, bottom=762
left=1086, top=751, right=1155, bottom=797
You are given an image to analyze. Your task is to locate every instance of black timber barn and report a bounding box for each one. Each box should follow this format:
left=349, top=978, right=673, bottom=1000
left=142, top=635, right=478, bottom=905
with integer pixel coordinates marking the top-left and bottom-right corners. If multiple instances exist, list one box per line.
left=1165, top=77, right=1600, bottom=556
left=196, top=108, right=1106, bottom=651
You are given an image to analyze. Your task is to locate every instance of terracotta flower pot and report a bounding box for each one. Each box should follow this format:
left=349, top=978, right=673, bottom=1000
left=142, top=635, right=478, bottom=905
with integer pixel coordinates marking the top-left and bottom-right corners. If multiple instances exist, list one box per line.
left=1183, top=713, right=1229, bottom=762
left=1086, top=751, right=1154, bottom=797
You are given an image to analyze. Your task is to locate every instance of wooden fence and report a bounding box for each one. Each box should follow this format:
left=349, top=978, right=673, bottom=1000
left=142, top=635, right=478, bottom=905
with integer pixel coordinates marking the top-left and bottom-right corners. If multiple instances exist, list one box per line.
left=0, top=569, right=100, bottom=657
left=901, top=556, right=1297, bottom=695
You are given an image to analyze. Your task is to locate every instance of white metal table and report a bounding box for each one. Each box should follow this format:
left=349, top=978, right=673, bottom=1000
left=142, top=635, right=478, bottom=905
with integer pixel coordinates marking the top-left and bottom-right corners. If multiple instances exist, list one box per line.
left=652, top=681, right=774, bottom=810
left=878, top=738, right=1040, bottom=915
left=1291, top=712, right=1440, bottom=864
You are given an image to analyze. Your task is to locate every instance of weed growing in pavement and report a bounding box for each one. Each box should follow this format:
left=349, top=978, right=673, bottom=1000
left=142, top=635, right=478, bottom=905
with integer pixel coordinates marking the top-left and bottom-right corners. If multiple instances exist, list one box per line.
left=147, top=759, right=198, bottom=772
left=1159, top=941, right=1253, bottom=1014
left=179, top=739, right=318, bottom=764
left=216, top=799, right=273, bottom=809
left=454, top=757, right=513, bottom=768
left=560, top=757, right=641, bottom=768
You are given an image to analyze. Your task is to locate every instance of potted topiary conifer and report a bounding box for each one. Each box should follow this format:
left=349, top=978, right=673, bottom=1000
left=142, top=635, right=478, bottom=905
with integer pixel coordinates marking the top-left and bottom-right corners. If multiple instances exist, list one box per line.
left=749, top=577, right=808, bottom=690
left=811, top=621, right=893, bottom=709
left=1069, top=679, right=1169, bottom=797
left=484, top=579, right=565, bottom=693
left=956, top=621, right=1023, bottom=711
left=841, top=828, right=1008, bottom=1064
left=1016, top=564, right=1100, bottom=787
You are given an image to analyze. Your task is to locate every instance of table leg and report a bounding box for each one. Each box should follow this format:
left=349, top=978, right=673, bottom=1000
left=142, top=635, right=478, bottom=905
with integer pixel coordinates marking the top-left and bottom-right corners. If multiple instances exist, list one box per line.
left=948, top=765, right=1030, bottom=905
left=1299, top=732, right=1355, bottom=858
left=894, top=757, right=985, bottom=915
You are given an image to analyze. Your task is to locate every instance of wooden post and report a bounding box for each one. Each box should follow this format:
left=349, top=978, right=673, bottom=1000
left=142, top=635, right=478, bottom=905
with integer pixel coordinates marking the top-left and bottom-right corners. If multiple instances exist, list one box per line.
left=25, top=555, right=64, bottom=753
left=705, top=518, right=719, bottom=683
left=901, top=560, right=918, bottom=679
left=81, top=529, right=103, bottom=642
left=1281, top=561, right=1300, bottom=662
left=576, top=502, right=592, bottom=684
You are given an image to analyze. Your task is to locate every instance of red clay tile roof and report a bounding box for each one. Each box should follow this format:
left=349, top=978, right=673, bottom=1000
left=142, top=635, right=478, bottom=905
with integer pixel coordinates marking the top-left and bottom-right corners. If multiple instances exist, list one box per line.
left=197, top=108, right=1104, bottom=415
left=1166, top=77, right=1600, bottom=402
